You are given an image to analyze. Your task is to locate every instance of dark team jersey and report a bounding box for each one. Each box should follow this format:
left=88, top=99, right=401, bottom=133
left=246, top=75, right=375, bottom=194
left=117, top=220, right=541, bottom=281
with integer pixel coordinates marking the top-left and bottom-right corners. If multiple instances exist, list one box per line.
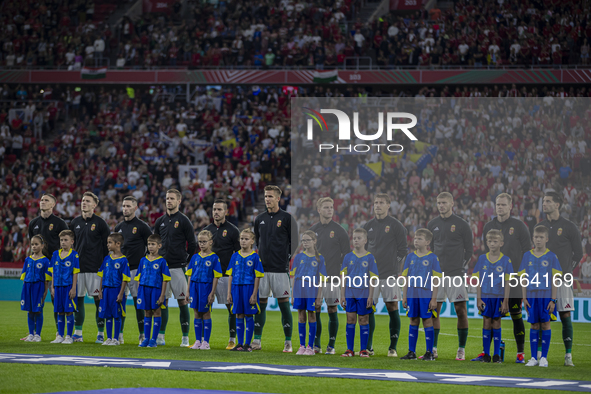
left=115, top=217, right=152, bottom=271
left=309, top=220, right=350, bottom=276
left=70, top=214, right=110, bottom=273
left=154, top=211, right=197, bottom=269
left=254, top=209, right=297, bottom=273
left=538, top=216, right=584, bottom=275
left=483, top=217, right=531, bottom=272
left=362, top=215, right=408, bottom=279
left=28, top=214, right=69, bottom=258
left=427, top=214, right=473, bottom=276
left=203, top=220, right=240, bottom=275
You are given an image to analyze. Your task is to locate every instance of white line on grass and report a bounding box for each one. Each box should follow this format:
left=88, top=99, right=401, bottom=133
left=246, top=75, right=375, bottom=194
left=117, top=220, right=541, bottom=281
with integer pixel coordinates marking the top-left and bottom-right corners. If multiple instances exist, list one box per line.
left=429, top=330, right=591, bottom=347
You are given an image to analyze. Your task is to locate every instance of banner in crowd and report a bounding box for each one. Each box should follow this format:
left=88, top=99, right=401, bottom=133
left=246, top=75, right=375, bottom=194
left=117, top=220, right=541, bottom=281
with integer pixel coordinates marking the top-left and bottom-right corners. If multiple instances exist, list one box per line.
left=178, top=164, right=208, bottom=187
left=143, top=0, right=175, bottom=14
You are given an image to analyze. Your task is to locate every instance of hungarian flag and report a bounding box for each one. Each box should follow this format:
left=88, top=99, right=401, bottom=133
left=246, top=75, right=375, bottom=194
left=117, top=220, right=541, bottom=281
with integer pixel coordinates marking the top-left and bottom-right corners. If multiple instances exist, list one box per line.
left=81, top=66, right=107, bottom=80
left=313, top=70, right=338, bottom=83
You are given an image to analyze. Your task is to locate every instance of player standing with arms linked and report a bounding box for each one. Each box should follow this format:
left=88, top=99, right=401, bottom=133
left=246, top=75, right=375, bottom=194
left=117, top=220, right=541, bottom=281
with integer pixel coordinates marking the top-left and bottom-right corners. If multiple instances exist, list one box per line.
left=538, top=191, right=583, bottom=367
left=309, top=197, right=350, bottom=354
left=480, top=193, right=531, bottom=363
left=362, top=193, right=407, bottom=357
left=70, top=192, right=110, bottom=343
left=154, top=189, right=197, bottom=347
left=252, top=185, right=298, bottom=352
left=115, top=196, right=153, bottom=344
left=427, top=192, right=473, bottom=360
left=203, top=199, right=241, bottom=349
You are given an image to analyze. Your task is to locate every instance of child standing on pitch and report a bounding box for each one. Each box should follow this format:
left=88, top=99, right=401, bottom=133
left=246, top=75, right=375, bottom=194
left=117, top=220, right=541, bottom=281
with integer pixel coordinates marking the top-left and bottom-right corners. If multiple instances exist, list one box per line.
left=520, top=225, right=561, bottom=367
left=20, top=235, right=51, bottom=342
left=226, top=229, right=264, bottom=352
left=340, top=228, right=378, bottom=357
left=49, top=230, right=80, bottom=344
left=291, top=231, right=327, bottom=355
left=98, top=233, right=131, bottom=346
left=136, top=234, right=171, bottom=348
left=400, top=229, right=441, bottom=361
left=186, top=230, right=222, bottom=350
left=470, top=229, right=512, bottom=363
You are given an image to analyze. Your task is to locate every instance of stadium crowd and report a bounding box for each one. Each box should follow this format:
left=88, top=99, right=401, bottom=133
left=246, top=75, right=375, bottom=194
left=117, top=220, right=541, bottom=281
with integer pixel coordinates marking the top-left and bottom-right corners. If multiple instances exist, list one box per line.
left=2, top=0, right=591, bottom=69
left=1, top=83, right=591, bottom=284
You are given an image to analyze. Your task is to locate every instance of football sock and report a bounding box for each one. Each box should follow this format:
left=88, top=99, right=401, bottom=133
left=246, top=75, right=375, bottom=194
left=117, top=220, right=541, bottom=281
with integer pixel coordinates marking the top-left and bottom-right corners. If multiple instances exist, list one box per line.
left=483, top=328, right=491, bottom=354
left=346, top=323, right=355, bottom=351
left=409, top=325, right=419, bottom=353
left=74, top=297, right=85, bottom=330
left=278, top=301, right=293, bottom=340
left=425, top=326, right=434, bottom=352
left=367, top=312, right=375, bottom=350
left=27, top=313, right=35, bottom=335
left=228, top=311, right=236, bottom=339
left=152, top=317, right=161, bottom=341
left=562, top=316, right=573, bottom=353
left=57, top=315, right=65, bottom=337
left=160, top=303, right=169, bottom=335
left=35, top=312, right=43, bottom=336
left=204, top=319, right=212, bottom=343
left=542, top=329, right=551, bottom=358
left=66, top=314, right=74, bottom=337
left=530, top=328, right=539, bottom=359
left=134, top=298, right=145, bottom=334
left=53, top=312, right=58, bottom=331
left=328, top=312, right=339, bottom=348
left=94, top=298, right=105, bottom=333
left=179, top=304, right=191, bottom=336
left=245, top=316, right=254, bottom=345
left=433, top=328, right=440, bottom=348
left=106, top=318, right=113, bottom=339
left=114, top=318, right=121, bottom=340
left=538, top=329, right=542, bottom=353
left=314, top=312, right=322, bottom=348
left=299, top=322, right=306, bottom=347
left=493, top=328, right=501, bottom=356
left=143, top=317, right=151, bottom=339
left=511, top=313, right=525, bottom=353
left=360, top=324, right=369, bottom=352
left=458, top=328, right=469, bottom=348
left=308, top=322, right=317, bottom=348
left=389, top=309, right=401, bottom=350
left=194, top=319, right=202, bottom=342
left=236, top=318, right=245, bottom=345
left=120, top=315, right=125, bottom=333
left=254, top=302, right=267, bottom=340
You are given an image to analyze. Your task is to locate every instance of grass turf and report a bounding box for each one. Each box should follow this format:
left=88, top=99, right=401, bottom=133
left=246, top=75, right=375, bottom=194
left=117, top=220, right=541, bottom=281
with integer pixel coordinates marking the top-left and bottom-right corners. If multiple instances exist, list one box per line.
left=0, top=301, right=589, bottom=394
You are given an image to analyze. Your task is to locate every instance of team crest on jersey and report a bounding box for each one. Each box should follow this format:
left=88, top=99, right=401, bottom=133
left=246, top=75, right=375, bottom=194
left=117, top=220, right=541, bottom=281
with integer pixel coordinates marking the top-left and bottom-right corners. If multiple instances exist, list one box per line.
left=49, top=224, right=54, bottom=231
left=385, top=226, right=390, bottom=233
left=114, top=263, right=121, bottom=269
left=541, top=260, right=549, bottom=267
left=132, top=227, right=137, bottom=234
left=91, top=224, right=96, bottom=231
left=557, top=228, right=563, bottom=236
left=36, top=262, right=43, bottom=269
left=451, top=225, right=456, bottom=233
left=312, top=260, right=318, bottom=267
left=65, top=261, right=71, bottom=267
left=277, top=220, right=282, bottom=228
left=330, top=231, right=334, bottom=238
left=153, top=264, right=160, bottom=270
left=223, top=230, right=228, bottom=237
left=509, top=227, right=514, bottom=235
left=362, top=261, right=368, bottom=267
left=247, top=260, right=253, bottom=267
left=174, top=221, right=179, bottom=228
left=496, top=266, right=503, bottom=272
left=205, top=261, right=211, bottom=267
left=422, top=260, right=429, bottom=266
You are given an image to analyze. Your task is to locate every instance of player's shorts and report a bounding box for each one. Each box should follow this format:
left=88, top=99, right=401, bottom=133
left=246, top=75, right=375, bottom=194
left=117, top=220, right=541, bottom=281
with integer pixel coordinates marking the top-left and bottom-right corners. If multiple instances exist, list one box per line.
left=77, top=272, right=101, bottom=298
left=189, top=281, right=213, bottom=313
left=215, top=276, right=230, bottom=305
left=137, top=285, right=164, bottom=311
left=372, top=278, right=401, bottom=304
left=345, top=297, right=374, bottom=316
left=481, top=297, right=506, bottom=319
left=258, top=272, right=291, bottom=299
left=125, top=269, right=139, bottom=298
left=21, top=281, right=46, bottom=313
left=322, top=285, right=341, bottom=307
left=508, top=298, right=523, bottom=315
left=54, top=285, right=77, bottom=313
left=293, top=297, right=316, bottom=312
left=231, top=284, right=260, bottom=315
left=436, top=275, right=468, bottom=303
left=98, top=287, right=126, bottom=319
left=556, top=282, right=575, bottom=312
left=526, top=297, right=557, bottom=324
left=165, top=268, right=188, bottom=300
left=406, top=288, right=434, bottom=319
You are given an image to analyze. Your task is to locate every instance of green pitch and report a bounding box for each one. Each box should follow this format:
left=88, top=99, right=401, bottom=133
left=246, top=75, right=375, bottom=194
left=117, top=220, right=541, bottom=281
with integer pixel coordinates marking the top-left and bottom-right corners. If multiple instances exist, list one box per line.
left=0, top=301, right=590, bottom=394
